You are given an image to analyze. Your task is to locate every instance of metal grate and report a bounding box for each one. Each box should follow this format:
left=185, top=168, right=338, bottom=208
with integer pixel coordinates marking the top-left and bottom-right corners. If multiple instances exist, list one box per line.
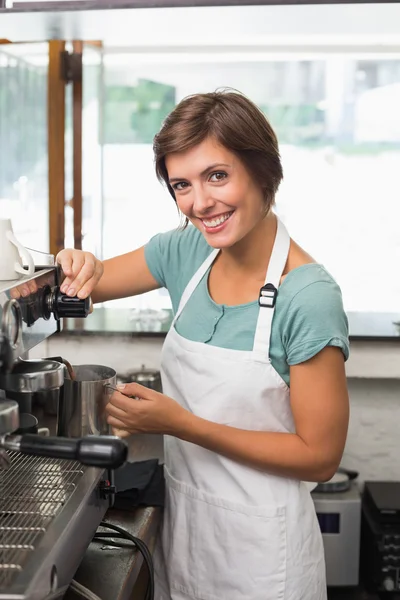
left=0, top=452, right=84, bottom=589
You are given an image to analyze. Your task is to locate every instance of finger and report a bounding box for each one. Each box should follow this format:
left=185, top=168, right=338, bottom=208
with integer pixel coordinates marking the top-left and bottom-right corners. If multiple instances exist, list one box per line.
left=59, top=254, right=85, bottom=293
left=76, top=273, right=99, bottom=300
left=65, top=257, right=96, bottom=297
left=60, top=277, right=73, bottom=293
left=11, top=284, right=29, bottom=299
left=27, top=280, right=38, bottom=294
left=109, top=390, right=139, bottom=412
left=12, top=285, right=30, bottom=298
left=117, top=382, right=153, bottom=399
left=110, top=389, right=146, bottom=411
left=71, top=253, right=86, bottom=277
left=112, top=428, right=131, bottom=439
left=56, top=250, right=74, bottom=278
left=77, top=262, right=103, bottom=299
left=105, top=402, right=129, bottom=419
left=107, top=415, right=129, bottom=429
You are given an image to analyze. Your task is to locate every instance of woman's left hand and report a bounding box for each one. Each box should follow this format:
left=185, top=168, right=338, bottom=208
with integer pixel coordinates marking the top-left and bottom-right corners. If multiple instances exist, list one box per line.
left=105, top=382, right=189, bottom=437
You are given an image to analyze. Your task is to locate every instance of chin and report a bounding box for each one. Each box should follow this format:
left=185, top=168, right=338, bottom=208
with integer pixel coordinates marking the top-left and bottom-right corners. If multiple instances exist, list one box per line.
left=203, top=233, right=238, bottom=249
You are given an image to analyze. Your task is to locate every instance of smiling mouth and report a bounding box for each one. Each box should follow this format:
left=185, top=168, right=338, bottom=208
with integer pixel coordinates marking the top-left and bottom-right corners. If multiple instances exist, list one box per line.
left=201, top=211, right=234, bottom=228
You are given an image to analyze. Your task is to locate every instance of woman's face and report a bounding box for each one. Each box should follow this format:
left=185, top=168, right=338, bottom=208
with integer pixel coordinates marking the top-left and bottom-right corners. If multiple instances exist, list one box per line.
left=165, top=137, right=266, bottom=249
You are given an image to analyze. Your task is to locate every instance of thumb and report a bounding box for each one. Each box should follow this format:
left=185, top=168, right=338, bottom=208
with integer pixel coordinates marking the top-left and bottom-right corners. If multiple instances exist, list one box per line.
left=117, top=382, right=145, bottom=399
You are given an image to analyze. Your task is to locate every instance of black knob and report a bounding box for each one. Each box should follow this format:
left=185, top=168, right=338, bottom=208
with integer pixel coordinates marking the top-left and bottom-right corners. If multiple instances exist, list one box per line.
left=0, top=333, right=13, bottom=374
left=51, top=288, right=91, bottom=319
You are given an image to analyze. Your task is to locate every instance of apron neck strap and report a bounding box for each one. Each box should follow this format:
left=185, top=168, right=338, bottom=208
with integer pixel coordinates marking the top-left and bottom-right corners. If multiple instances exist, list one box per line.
left=172, top=248, right=219, bottom=325
left=252, top=216, right=290, bottom=360
left=172, top=216, right=290, bottom=359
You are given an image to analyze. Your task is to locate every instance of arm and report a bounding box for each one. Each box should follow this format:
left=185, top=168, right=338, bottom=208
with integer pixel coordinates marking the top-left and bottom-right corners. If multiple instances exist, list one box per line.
left=176, top=346, right=349, bottom=481
left=107, top=346, right=349, bottom=482
left=92, top=247, right=161, bottom=303
left=56, top=245, right=161, bottom=302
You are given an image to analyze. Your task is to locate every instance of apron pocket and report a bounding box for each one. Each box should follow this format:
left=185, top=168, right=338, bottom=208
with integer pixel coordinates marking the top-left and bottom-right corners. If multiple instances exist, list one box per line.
left=163, top=468, right=286, bottom=600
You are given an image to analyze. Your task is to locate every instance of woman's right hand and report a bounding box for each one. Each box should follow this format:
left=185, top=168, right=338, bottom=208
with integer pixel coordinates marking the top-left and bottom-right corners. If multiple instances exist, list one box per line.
left=56, top=249, right=104, bottom=299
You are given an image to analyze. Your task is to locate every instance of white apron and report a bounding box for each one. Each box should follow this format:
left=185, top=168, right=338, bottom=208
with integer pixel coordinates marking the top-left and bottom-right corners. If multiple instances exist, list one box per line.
left=154, top=217, right=327, bottom=600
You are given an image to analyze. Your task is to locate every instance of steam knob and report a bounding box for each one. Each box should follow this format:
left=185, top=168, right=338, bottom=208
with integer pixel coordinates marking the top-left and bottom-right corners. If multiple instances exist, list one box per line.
left=47, top=287, right=92, bottom=320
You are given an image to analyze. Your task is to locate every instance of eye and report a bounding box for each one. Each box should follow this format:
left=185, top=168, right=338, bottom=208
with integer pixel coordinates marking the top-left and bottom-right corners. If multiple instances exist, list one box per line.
left=172, top=181, right=189, bottom=191
left=209, top=171, right=227, bottom=183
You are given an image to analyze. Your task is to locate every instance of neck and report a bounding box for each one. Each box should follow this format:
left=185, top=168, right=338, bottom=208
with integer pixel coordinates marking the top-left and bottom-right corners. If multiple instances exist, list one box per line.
left=219, top=211, right=277, bottom=274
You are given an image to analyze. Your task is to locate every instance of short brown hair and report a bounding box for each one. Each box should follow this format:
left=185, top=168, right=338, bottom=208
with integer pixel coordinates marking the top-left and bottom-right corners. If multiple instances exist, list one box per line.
left=153, top=90, right=283, bottom=216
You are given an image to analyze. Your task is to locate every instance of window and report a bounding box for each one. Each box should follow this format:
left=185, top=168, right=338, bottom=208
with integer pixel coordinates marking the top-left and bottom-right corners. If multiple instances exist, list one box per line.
left=100, top=49, right=400, bottom=316
left=0, top=43, right=49, bottom=253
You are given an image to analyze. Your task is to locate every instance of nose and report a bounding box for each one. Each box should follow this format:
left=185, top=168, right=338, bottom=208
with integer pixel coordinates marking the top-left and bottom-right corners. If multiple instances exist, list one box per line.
left=192, top=185, right=215, bottom=215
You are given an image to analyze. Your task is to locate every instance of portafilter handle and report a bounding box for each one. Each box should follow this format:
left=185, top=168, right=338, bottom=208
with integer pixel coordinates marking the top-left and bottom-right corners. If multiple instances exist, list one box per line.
left=1, top=434, right=128, bottom=469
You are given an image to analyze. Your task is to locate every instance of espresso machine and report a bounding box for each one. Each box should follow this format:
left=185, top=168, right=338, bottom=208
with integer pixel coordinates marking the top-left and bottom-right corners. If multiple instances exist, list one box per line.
left=0, top=265, right=128, bottom=600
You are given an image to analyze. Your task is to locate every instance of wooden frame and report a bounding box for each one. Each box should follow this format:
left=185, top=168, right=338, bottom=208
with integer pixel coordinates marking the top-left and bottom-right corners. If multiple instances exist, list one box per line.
left=48, top=40, right=85, bottom=256
left=48, top=40, right=66, bottom=259
left=72, top=40, right=83, bottom=251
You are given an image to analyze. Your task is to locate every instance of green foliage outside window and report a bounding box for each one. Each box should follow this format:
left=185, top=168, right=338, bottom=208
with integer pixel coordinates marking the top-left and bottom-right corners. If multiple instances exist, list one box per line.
left=104, top=78, right=175, bottom=144
left=0, top=53, right=47, bottom=198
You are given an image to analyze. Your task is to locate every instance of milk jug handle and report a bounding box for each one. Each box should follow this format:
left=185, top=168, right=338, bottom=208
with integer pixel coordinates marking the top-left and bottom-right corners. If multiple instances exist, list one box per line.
left=6, top=231, right=35, bottom=276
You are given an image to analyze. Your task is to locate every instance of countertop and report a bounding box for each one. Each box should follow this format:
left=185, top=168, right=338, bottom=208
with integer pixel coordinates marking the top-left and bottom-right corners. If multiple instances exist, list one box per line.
left=61, top=307, right=400, bottom=342
left=61, top=503, right=398, bottom=600
left=64, top=506, right=162, bottom=600
left=327, top=587, right=396, bottom=600
left=62, top=308, right=172, bottom=338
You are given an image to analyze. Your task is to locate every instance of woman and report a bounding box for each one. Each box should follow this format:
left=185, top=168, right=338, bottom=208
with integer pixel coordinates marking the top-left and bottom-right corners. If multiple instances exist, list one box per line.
left=57, top=91, right=350, bottom=600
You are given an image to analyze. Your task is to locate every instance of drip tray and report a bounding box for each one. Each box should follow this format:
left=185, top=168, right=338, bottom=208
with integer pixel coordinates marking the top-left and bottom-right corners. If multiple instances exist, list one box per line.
left=0, top=452, right=108, bottom=599
left=0, top=452, right=84, bottom=589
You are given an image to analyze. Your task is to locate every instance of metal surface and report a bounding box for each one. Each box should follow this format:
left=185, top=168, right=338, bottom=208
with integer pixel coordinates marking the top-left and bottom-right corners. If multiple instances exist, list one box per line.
left=0, top=401, right=19, bottom=436
left=0, top=453, right=107, bottom=600
left=0, top=263, right=115, bottom=598
left=125, top=367, right=162, bottom=392
left=66, top=507, right=162, bottom=600
left=0, top=268, right=114, bottom=598
left=1, top=301, right=22, bottom=354
left=58, top=365, right=116, bottom=438
left=0, top=360, right=64, bottom=394
left=0, top=269, right=59, bottom=361
left=314, top=471, right=351, bottom=493
left=312, top=483, right=361, bottom=587
left=0, top=452, right=83, bottom=589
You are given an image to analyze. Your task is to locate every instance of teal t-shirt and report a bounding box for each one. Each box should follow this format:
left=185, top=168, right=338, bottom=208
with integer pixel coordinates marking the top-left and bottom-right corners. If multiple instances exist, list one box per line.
left=144, top=225, right=349, bottom=386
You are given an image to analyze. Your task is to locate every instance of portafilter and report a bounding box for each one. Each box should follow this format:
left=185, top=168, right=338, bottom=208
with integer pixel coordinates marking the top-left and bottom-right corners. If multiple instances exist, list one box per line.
left=0, top=359, right=127, bottom=469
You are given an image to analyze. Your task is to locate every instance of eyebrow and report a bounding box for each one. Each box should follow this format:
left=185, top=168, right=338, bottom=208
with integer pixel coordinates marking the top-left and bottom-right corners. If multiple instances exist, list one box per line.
left=168, top=163, right=231, bottom=184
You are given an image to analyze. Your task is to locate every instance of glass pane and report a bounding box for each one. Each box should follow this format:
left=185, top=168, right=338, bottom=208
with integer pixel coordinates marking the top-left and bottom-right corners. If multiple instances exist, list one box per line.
left=64, top=42, right=103, bottom=254
left=102, top=49, right=400, bottom=314
left=0, top=42, right=49, bottom=253
left=82, top=43, right=103, bottom=258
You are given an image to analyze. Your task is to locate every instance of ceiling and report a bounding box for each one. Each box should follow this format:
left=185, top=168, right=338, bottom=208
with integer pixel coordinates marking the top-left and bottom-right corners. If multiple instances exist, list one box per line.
left=1, top=3, right=400, bottom=48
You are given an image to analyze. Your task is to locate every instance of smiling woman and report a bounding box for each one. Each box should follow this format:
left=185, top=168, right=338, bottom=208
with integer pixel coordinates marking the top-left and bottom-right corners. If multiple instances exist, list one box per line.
left=167, top=139, right=267, bottom=243
left=154, top=91, right=282, bottom=225
left=56, top=89, right=349, bottom=600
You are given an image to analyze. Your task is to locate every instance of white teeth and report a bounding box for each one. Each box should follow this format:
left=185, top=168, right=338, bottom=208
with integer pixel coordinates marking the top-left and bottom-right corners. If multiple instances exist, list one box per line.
left=203, top=212, right=232, bottom=228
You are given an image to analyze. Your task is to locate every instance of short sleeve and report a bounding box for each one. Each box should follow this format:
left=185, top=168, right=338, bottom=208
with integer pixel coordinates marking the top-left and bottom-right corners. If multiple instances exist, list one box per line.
left=282, top=280, right=350, bottom=366
left=144, top=225, right=214, bottom=313
left=144, top=231, right=169, bottom=288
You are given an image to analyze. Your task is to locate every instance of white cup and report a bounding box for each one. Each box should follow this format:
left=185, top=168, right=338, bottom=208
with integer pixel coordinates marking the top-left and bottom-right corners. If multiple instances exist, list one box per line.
left=0, top=219, right=35, bottom=281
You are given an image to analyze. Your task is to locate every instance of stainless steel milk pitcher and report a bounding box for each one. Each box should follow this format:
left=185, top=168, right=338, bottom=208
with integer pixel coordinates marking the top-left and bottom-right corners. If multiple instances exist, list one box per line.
left=57, top=364, right=116, bottom=437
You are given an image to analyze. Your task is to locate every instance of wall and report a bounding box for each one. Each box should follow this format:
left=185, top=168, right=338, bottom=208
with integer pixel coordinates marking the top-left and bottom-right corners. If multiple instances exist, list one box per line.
left=31, top=335, right=400, bottom=483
